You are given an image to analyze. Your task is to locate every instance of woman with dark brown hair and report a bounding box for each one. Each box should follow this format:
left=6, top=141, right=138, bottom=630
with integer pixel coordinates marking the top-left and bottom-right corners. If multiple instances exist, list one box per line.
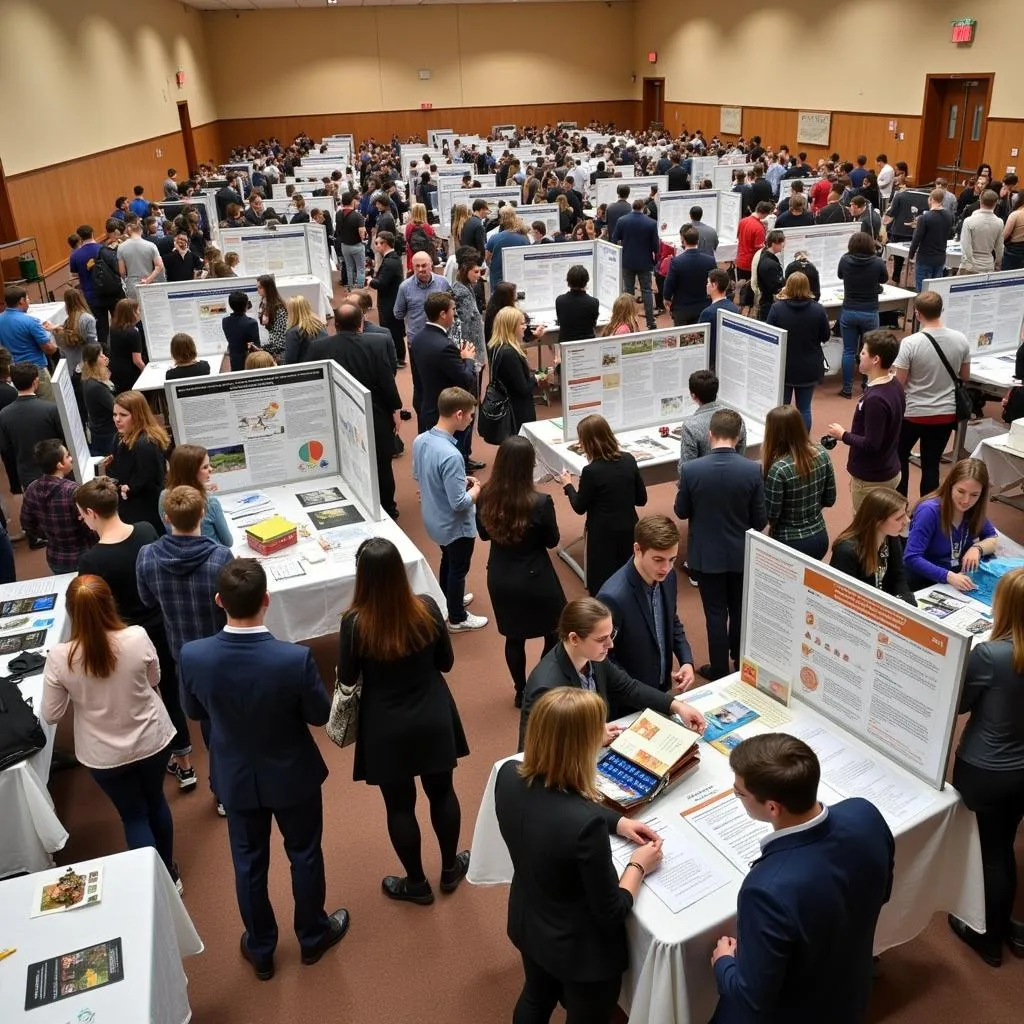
left=42, top=575, right=181, bottom=891
left=560, top=413, right=647, bottom=595
left=158, top=444, right=232, bottom=544
left=477, top=436, right=566, bottom=707
left=338, top=537, right=469, bottom=905
left=257, top=274, right=288, bottom=361
left=108, top=297, right=146, bottom=395
left=105, top=389, right=169, bottom=533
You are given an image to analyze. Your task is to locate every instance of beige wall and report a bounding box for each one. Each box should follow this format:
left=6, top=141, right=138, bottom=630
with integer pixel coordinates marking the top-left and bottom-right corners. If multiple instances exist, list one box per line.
left=0, top=0, right=217, bottom=175
left=201, top=3, right=635, bottom=119
left=633, top=0, right=1022, bottom=117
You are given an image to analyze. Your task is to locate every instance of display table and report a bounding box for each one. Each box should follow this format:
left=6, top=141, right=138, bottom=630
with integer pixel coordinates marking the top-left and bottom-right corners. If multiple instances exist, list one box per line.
left=217, top=476, right=447, bottom=641
left=468, top=678, right=985, bottom=1024
left=0, top=847, right=203, bottom=1024
left=969, top=350, right=1019, bottom=396
left=884, top=240, right=962, bottom=273
left=819, top=283, right=917, bottom=317
left=134, top=360, right=225, bottom=394
left=972, top=432, right=1024, bottom=509
left=0, top=575, right=76, bottom=879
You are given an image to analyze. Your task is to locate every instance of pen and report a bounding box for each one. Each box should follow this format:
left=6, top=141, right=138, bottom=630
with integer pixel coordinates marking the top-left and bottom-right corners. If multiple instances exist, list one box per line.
left=0, top=948, right=16, bottom=962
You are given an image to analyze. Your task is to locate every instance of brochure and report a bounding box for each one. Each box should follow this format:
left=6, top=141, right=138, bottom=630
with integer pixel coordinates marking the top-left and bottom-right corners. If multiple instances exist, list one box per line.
left=24, top=938, right=124, bottom=1010
left=30, top=866, right=103, bottom=919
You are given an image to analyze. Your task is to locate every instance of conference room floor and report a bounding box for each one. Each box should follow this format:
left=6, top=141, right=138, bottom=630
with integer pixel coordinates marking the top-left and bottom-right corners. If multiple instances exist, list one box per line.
left=11, top=299, right=1024, bottom=1024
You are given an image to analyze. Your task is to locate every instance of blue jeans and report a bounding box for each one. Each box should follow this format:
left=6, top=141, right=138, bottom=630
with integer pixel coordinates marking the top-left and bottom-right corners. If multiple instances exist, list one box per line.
left=839, top=309, right=879, bottom=393
left=915, top=262, right=945, bottom=294
left=783, top=384, right=815, bottom=433
left=622, top=268, right=656, bottom=329
left=90, top=743, right=174, bottom=871
left=341, top=242, right=365, bottom=288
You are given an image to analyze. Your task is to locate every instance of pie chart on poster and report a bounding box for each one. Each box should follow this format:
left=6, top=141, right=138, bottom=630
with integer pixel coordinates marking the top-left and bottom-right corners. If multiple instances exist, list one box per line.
left=299, top=440, right=324, bottom=465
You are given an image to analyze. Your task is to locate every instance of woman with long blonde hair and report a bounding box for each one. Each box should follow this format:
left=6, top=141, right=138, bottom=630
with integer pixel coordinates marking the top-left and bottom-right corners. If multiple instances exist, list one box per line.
left=603, top=293, right=640, bottom=336
left=80, top=344, right=117, bottom=455
left=404, top=202, right=436, bottom=272
left=283, top=294, right=327, bottom=364
left=104, top=389, right=169, bottom=533
left=450, top=203, right=471, bottom=255
left=57, top=287, right=96, bottom=375
left=489, top=306, right=547, bottom=433
left=948, top=566, right=1024, bottom=965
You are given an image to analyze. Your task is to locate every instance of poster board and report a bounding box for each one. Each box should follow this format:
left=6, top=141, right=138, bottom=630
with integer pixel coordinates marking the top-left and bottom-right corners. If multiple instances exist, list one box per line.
left=217, top=224, right=331, bottom=299
left=559, top=324, right=709, bottom=440
left=718, top=190, right=742, bottom=242
left=657, top=189, right=719, bottom=240
left=522, top=203, right=561, bottom=237
left=797, top=111, right=832, bottom=146
left=720, top=106, right=742, bottom=135
left=716, top=310, right=786, bottom=427
left=286, top=195, right=337, bottom=223
left=690, top=155, right=718, bottom=188
left=593, top=239, right=623, bottom=311
left=740, top=532, right=969, bottom=789
left=712, top=162, right=754, bottom=193
left=163, top=362, right=378, bottom=515
left=437, top=186, right=519, bottom=236
left=327, top=362, right=379, bottom=521
left=925, top=269, right=1024, bottom=354
left=51, top=360, right=94, bottom=486
left=778, top=177, right=820, bottom=203
left=161, top=194, right=219, bottom=242
left=595, top=175, right=668, bottom=209
left=137, top=275, right=323, bottom=362
left=776, top=222, right=858, bottom=289
left=502, top=240, right=620, bottom=318
left=492, top=124, right=516, bottom=138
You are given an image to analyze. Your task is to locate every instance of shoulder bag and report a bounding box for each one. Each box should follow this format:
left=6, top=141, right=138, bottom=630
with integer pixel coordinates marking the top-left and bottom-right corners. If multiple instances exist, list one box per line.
left=326, top=616, right=360, bottom=749
left=478, top=346, right=515, bottom=445
left=922, top=331, right=972, bottom=422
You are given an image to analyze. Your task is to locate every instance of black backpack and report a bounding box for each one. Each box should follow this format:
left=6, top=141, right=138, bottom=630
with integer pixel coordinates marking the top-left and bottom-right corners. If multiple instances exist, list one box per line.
left=408, top=226, right=435, bottom=258
left=0, top=677, right=46, bottom=771
left=91, top=246, right=125, bottom=301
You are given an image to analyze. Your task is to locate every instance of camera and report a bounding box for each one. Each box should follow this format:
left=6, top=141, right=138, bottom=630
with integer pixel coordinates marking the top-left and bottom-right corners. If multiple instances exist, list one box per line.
left=820, top=435, right=838, bottom=450
left=516, top=290, right=526, bottom=301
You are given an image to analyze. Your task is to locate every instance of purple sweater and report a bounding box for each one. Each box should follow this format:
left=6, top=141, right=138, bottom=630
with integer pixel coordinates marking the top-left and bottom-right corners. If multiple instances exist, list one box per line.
left=842, top=377, right=905, bottom=481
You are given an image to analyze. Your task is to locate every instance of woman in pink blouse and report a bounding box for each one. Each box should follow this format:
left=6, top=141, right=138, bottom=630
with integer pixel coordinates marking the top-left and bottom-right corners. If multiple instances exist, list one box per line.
left=42, top=575, right=181, bottom=891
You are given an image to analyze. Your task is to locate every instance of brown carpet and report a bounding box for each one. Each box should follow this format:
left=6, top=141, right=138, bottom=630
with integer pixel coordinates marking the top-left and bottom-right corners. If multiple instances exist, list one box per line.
left=16, top=295, right=1024, bottom=1023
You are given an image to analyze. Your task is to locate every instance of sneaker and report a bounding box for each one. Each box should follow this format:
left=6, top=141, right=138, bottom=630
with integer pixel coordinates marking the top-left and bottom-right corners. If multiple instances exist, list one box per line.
left=166, top=760, right=178, bottom=776
left=176, top=766, right=198, bottom=792
left=216, top=801, right=227, bottom=817
left=448, top=612, right=488, bottom=633
left=463, top=593, right=474, bottom=606
left=681, top=561, right=700, bottom=588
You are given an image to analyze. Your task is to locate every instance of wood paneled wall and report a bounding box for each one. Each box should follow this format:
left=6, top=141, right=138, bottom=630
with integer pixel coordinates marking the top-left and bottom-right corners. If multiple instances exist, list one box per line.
left=191, top=122, right=223, bottom=167
left=984, top=120, right=1024, bottom=177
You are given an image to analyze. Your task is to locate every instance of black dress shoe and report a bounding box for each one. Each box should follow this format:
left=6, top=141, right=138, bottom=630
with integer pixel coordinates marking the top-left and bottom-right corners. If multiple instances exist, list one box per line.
left=1006, top=920, right=1024, bottom=958
left=382, top=876, right=434, bottom=905
left=439, top=850, right=471, bottom=894
left=301, top=909, right=350, bottom=965
left=239, top=933, right=274, bottom=981
left=466, top=458, right=487, bottom=471
left=947, top=914, right=1001, bottom=967
left=697, top=664, right=728, bottom=681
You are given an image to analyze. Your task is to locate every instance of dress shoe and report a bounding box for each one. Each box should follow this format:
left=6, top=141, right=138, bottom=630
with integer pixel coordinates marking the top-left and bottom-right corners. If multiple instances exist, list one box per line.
left=1007, top=919, right=1024, bottom=958
left=466, top=458, right=487, bottom=471
left=301, top=909, right=350, bottom=965
left=947, top=914, right=1001, bottom=967
left=382, top=875, right=434, bottom=905
left=439, top=850, right=471, bottom=894
left=239, top=934, right=274, bottom=980
left=697, top=664, right=728, bottom=682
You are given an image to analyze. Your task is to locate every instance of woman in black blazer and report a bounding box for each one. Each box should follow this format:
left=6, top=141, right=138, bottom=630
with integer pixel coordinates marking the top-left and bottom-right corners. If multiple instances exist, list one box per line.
left=829, top=487, right=916, bottom=604
left=488, top=306, right=547, bottom=432
left=560, top=413, right=648, bottom=595
left=104, top=390, right=169, bottom=534
left=496, top=686, right=664, bottom=1024
left=477, top=437, right=567, bottom=707
left=554, top=264, right=601, bottom=343
left=948, top=567, right=1024, bottom=966
left=338, top=538, right=470, bottom=906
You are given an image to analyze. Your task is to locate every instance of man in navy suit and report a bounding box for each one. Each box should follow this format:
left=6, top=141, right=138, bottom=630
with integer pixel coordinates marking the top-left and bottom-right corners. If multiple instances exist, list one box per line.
left=597, top=515, right=695, bottom=697
left=675, top=409, right=766, bottom=680
left=711, top=733, right=894, bottom=1024
left=180, top=559, right=349, bottom=981
left=612, top=198, right=661, bottom=330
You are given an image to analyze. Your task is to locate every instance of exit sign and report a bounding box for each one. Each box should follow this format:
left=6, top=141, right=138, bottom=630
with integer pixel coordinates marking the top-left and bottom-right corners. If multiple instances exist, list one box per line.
left=951, top=18, right=976, bottom=43
left=647, top=51, right=657, bottom=63
left=421, top=102, right=432, bottom=110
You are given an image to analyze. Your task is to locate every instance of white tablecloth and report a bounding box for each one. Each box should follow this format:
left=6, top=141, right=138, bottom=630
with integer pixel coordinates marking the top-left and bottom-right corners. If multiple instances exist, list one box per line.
left=135, top=359, right=225, bottom=394
left=0, top=847, right=203, bottom=1024
left=218, top=477, right=447, bottom=641
left=0, top=575, right=76, bottom=878
left=884, top=240, right=962, bottom=272
left=468, top=679, right=984, bottom=1024
left=972, top=434, right=1024, bottom=490
left=819, top=283, right=917, bottom=315
left=970, top=351, right=1019, bottom=392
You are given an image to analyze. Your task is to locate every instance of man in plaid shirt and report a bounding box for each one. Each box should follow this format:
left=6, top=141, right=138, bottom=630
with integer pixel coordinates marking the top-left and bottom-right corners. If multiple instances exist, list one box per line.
left=19, top=440, right=94, bottom=574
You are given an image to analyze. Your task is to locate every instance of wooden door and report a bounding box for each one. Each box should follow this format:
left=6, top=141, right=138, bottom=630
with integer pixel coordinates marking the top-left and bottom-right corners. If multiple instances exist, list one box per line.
left=177, top=102, right=197, bottom=177
left=642, top=78, right=664, bottom=130
left=922, top=76, right=992, bottom=188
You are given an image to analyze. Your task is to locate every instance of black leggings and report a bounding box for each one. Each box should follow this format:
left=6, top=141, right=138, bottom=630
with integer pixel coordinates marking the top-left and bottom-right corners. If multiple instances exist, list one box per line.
left=504, top=634, right=559, bottom=695
left=514, top=953, right=621, bottom=1024
left=378, top=771, right=461, bottom=883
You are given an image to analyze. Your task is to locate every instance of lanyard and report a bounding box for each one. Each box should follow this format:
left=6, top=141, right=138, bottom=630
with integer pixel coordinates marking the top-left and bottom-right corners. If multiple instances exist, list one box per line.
left=874, top=542, right=889, bottom=590
left=949, top=521, right=971, bottom=567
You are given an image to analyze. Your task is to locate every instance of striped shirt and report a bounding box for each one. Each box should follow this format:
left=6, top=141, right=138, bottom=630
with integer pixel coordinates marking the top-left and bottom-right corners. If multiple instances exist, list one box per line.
left=765, top=446, right=837, bottom=541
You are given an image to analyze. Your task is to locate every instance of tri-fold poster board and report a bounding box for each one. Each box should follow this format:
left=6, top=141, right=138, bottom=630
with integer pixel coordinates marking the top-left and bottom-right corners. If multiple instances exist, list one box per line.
left=438, top=186, right=519, bottom=236
left=776, top=222, right=859, bottom=289
left=218, top=223, right=331, bottom=297
left=716, top=309, right=787, bottom=427
left=559, top=324, right=710, bottom=440
left=778, top=177, right=820, bottom=203
left=656, top=189, right=742, bottom=246
left=164, top=360, right=381, bottom=522
left=689, top=155, right=718, bottom=188
left=595, top=175, right=668, bottom=209
left=712, top=162, right=755, bottom=193
left=925, top=268, right=1024, bottom=355
left=740, top=532, right=970, bottom=789
left=52, top=360, right=95, bottom=486
left=501, top=239, right=622, bottom=320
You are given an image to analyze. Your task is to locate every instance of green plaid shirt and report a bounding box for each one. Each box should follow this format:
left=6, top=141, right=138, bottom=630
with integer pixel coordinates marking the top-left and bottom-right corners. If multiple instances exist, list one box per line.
left=765, top=446, right=837, bottom=540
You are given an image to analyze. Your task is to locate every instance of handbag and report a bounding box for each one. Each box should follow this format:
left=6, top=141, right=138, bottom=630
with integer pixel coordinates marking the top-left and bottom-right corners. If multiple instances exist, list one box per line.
left=477, top=348, right=514, bottom=445
left=326, top=617, right=360, bottom=749
left=922, top=332, right=973, bottom=422
left=0, top=676, right=46, bottom=771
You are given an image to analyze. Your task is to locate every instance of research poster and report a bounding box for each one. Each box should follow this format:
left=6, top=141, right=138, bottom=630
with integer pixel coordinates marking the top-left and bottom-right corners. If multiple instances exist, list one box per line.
left=720, top=106, right=742, bottom=135
left=166, top=364, right=339, bottom=492
left=523, top=203, right=561, bottom=237
left=51, top=361, right=94, bottom=485
left=716, top=311, right=785, bottom=426
left=595, top=176, right=668, bottom=210
left=658, top=190, right=719, bottom=240
left=437, top=186, right=518, bottom=235
left=718, top=190, right=742, bottom=242
left=778, top=177, right=820, bottom=203
left=560, top=325, right=708, bottom=440
left=219, top=227, right=311, bottom=279
left=712, top=162, right=754, bottom=193
left=328, top=362, right=380, bottom=521
left=926, top=271, right=1024, bottom=354
left=503, top=242, right=598, bottom=315
left=690, top=156, right=718, bottom=188
left=777, top=223, right=858, bottom=288
left=593, top=240, right=622, bottom=312
left=741, top=534, right=968, bottom=788
left=797, top=111, right=832, bottom=146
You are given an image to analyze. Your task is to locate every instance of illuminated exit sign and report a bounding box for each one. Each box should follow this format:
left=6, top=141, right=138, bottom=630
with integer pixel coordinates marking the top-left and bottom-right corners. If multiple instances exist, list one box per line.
left=951, top=18, right=976, bottom=43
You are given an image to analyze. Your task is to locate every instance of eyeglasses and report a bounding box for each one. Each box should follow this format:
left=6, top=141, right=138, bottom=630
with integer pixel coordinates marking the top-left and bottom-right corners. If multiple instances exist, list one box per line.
left=593, top=628, right=618, bottom=645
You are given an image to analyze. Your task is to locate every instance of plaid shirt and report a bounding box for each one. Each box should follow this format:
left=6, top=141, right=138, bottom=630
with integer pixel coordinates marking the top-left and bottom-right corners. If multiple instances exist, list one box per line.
left=764, top=446, right=837, bottom=540
left=19, top=475, right=94, bottom=572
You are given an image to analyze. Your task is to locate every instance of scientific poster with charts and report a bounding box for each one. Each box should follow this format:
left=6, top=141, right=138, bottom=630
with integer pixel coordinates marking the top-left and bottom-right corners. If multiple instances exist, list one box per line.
left=437, top=186, right=518, bottom=235
left=712, top=163, right=754, bottom=193
left=594, top=176, right=668, bottom=209
left=926, top=271, right=1024, bottom=354
left=219, top=228, right=311, bottom=279
left=165, top=364, right=339, bottom=492
left=504, top=242, right=597, bottom=315
left=690, top=156, right=718, bottom=188
left=716, top=311, right=785, bottom=427
left=657, top=190, right=719, bottom=240
left=740, top=533, right=969, bottom=789
left=777, top=223, right=857, bottom=288
left=560, top=325, right=708, bottom=441
left=328, top=362, right=381, bottom=521
left=593, top=240, right=622, bottom=312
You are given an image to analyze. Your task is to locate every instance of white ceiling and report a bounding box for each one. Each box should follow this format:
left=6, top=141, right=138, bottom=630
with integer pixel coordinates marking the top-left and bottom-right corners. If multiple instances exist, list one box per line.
left=183, top=0, right=619, bottom=9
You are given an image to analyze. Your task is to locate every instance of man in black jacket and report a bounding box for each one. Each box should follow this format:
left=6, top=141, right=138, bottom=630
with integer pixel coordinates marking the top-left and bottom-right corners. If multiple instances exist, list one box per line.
left=755, top=231, right=786, bottom=320
left=408, top=291, right=476, bottom=428
left=667, top=152, right=688, bottom=192
left=0, top=362, right=65, bottom=495
left=741, top=166, right=773, bottom=217
left=815, top=184, right=850, bottom=226
left=554, top=265, right=601, bottom=342
left=460, top=198, right=489, bottom=261
left=604, top=184, right=632, bottom=240
left=882, top=188, right=928, bottom=286
left=908, top=188, right=952, bottom=292
left=369, top=232, right=406, bottom=363
left=307, top=305, right=401, bottom=520
left=664, top=227, right=718, bottom=326
left=215, top=175, right=244, bottom=221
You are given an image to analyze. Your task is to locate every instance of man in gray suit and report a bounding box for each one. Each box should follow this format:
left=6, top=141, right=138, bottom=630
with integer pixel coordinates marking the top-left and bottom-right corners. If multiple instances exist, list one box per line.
left=674, top=408, right=766, bottom=681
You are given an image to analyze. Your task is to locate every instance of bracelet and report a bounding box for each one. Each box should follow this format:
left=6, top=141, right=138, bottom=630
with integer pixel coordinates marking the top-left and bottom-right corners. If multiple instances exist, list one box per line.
left=626, top=861, right=646, bottom=879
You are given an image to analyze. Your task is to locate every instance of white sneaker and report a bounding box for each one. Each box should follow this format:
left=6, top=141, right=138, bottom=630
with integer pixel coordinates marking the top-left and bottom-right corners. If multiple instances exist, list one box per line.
left=448, top=612, right=488, bottom=633
left=463, top=593, right=473, bottom=606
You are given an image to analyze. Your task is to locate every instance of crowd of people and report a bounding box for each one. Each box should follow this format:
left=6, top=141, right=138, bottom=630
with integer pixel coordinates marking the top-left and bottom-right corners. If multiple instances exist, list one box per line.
left=0, top=120, right=1022, bottom=1023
